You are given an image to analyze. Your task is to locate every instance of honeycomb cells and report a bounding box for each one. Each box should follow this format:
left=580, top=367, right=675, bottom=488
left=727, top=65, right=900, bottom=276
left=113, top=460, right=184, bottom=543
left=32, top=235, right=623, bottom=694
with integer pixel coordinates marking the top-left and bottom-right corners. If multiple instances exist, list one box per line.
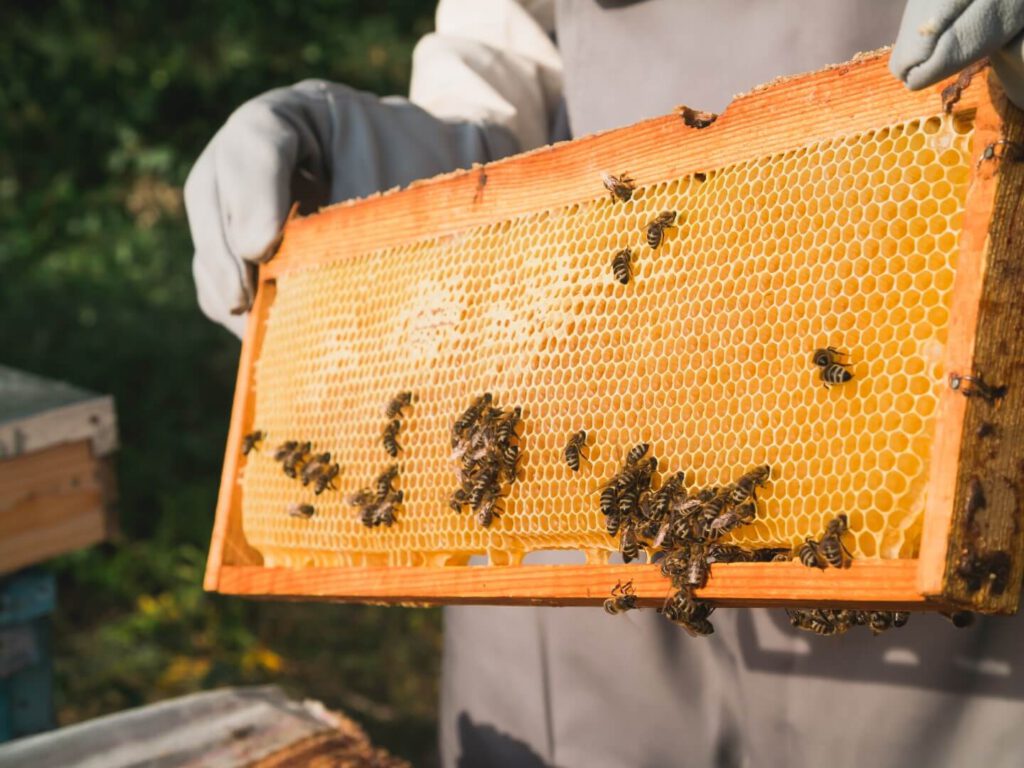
left=242, top=114, right=974, bottom=568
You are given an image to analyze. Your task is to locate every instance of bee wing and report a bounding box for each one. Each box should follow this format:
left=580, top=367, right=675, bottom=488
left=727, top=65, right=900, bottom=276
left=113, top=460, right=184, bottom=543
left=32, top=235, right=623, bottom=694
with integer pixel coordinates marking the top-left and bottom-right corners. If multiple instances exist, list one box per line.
left=652, top=522, right=671, bottom=549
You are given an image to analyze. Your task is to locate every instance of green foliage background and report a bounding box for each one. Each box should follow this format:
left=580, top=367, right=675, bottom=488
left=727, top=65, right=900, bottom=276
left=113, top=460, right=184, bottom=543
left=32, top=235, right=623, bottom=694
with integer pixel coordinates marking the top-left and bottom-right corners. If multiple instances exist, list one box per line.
left=1, top=1, right=440, bottom=763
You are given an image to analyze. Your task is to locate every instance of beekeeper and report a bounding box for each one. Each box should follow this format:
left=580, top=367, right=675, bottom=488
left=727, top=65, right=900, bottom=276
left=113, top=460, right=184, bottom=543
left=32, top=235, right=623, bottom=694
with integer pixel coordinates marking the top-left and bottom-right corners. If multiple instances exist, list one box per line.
left=186, top=2, right=1024, bottom=765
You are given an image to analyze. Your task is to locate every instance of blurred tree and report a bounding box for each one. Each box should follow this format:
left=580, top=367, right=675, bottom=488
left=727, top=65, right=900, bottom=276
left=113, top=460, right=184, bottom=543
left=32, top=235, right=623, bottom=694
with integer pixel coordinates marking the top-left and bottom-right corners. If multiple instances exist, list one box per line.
left=0, top=2, right=440, bottom=763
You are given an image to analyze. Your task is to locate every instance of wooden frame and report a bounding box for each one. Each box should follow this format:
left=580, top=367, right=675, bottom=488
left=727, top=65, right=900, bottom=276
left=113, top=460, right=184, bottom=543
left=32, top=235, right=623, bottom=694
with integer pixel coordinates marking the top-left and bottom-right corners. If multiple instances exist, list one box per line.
left=206, top=51, right=1024, bottom=613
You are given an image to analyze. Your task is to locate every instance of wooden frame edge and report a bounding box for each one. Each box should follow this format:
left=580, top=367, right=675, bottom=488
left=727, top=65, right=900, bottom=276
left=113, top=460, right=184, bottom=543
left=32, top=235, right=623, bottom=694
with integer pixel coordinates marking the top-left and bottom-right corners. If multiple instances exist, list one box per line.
left=216, top=560, right=927, bottom=608
left=204, top=282, right=275, bottom=590
left=920, top=74, right=1024, bottom=613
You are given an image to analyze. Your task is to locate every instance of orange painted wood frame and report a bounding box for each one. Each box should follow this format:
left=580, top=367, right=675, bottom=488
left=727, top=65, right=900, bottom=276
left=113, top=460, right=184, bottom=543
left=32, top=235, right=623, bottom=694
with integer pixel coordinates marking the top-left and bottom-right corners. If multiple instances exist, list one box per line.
left=206, top=51, right=1024, bottom=613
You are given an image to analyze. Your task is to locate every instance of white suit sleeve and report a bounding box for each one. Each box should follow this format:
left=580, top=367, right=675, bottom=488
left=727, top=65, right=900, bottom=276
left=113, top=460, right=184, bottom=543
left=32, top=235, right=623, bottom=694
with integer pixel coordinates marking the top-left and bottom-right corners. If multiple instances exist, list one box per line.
left=410, top=0, right=564, bottom=152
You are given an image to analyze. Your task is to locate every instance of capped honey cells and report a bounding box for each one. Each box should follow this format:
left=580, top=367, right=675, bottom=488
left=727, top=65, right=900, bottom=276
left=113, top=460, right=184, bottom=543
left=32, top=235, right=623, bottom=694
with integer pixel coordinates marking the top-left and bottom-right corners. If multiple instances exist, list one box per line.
left=239, top=113, right=973, bottom=569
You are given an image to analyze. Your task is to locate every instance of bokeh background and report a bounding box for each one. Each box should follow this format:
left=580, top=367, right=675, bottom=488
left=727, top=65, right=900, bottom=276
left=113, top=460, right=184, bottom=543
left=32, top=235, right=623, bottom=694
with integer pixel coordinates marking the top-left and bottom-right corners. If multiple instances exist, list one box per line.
left=1, top=1, right=441, bottom=764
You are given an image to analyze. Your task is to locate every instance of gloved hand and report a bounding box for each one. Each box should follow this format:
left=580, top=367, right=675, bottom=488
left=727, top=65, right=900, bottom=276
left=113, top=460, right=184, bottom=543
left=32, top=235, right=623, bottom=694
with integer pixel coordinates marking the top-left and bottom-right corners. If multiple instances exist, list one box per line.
left=891, top=0, right=1024, bottom=108
left=184, top=80, right=518, bottom=338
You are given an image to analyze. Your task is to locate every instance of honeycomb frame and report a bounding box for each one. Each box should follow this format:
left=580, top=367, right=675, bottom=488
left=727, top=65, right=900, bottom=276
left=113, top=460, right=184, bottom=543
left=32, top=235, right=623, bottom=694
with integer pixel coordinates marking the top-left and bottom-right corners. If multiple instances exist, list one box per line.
left=206, top=51, right=1024, bottom=613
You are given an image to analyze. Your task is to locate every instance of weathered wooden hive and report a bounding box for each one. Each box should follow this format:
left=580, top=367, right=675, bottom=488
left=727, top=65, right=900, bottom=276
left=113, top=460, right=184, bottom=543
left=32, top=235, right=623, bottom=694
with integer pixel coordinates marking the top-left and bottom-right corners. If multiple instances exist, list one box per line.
left=205, top=51, right=1024, bottom=616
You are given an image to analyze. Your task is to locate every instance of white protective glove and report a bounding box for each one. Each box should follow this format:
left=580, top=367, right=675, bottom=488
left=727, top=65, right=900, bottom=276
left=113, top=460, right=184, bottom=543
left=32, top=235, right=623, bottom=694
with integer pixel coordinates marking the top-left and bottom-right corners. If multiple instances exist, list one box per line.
left=891, top=0, right=1024, bottom=108
left=184, top=81, right=519, bottom=337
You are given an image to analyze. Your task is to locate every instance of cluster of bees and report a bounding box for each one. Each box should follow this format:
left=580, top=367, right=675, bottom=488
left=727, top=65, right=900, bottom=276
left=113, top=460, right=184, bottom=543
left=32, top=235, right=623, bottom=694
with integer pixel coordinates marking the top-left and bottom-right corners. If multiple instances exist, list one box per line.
left=576, top=427, right=775, bottom=635
left=240, top=430, right=341, bottom=520
left=239, top=392, right=413, bottom=526
left=653, top=465, right=775, bottom=636
left=272, top=441, right=340, bottom=494
left=348, top=465, right=403, bottom=528
left=584, top=438, right=913, bottom=638
left=448, top=394, right=522, bottom=527
left=348, top=392, right=415, bottom=527
left=786, top=608, right=909, bottom=636
left=601, top=172, right=678, bottom=286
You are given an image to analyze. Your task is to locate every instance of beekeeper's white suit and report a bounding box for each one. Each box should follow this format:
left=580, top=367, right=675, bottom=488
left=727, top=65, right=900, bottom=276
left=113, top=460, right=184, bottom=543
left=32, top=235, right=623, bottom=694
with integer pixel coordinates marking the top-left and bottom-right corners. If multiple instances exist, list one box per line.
left=186, top=2, right=1024, bottom=765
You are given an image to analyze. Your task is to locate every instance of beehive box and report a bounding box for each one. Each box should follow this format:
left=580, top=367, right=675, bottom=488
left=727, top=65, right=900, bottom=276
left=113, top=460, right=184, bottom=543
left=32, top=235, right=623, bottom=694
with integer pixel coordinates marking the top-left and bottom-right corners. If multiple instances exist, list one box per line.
left=205, top=51, right=1024, bottom=614
left=0, top=366, right=118, bottom=575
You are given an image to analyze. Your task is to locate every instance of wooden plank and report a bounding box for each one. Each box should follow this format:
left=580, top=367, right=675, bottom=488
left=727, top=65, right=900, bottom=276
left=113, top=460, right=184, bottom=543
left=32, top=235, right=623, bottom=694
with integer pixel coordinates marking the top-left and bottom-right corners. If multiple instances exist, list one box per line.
left=0, top=440, right=114, bottom=573
left=217, top=560, right=926, bottom=608
left=265, top=50, right=976, bottom=279
left=921, top=76, right=1024, bottom=612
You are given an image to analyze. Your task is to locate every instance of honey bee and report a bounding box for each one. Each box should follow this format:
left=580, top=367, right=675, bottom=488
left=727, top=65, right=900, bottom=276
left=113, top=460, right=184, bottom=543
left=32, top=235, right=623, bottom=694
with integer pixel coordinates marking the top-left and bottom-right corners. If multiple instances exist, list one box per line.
left=812, top=346, right=853, bottom=388
left=658, top=548, right=688, bottom=585
left=599, top=485, right=618, bottom=517
left=798, top=538, right=827, bottom=569
left=300, top=452, right=332, bottom=486
left=287, top=503, right=315, bottom=519
left=602, top=172, right=636, bottom=202
left=866, top=611, right=895, bottom=635
left=706, top=543, right=752, bottom=564
left=314, top=462, right=340, bottom=495
left=348, top=488, right=375, bottom=508
left=665, top=504, right=696, bottom=545
left=603, top=580, right=639, bottom=614
left=382, top=419, right=402, bottom=457
left=614, top=456, right=655, bottom=499
left=611, top=248, right=633, bottom=285
left=620, top=521, right=640, bottom=563
left=282, top=441, right=312, bottom=478
left=679, top=106, right=717, bottom=129
left=820, top=514, right=852, bottom=568
left=892, top=611, right=910, bottom=628
left=449, top=487, right=468, bottom=513
left=706, top=500, right=757, bottom=538
left=241, top=430, right=265, bottom=455
left=728, top=465, right=771, bottom=505
left=468, top=460, right=502, bottom=508
left=606, top=511, right=622, bottom=536
left=564, top=430, right=588, bottom=472
left=687, top=487, right=719, bottom=506
left=650, top=471, right=687, bottom=521
left=755, top=547, right=793, bottom=562
left=617, top=483, right=641, bottom=517
left=948, top=372, right=1007, bottom=405
left=626, top=443, right=650, bottom=466
left=477, top=496, right=503, bottom=527
left=385, top=391, right=414, bottom=418
left=645, top=211, right=676, bottom=249
left=501, top=444, right=520, bottom=480
left=494, top=406, right=522, bottom=444
left=940, top=610, right=975, bottom=628
left=453, top=393, right=493, bottom=440
left=375, top=465, right=400, bottom=500
left=372, top=498, right=399, bottom=527
left=661, top=588, right=715, bottom=636
left=786, top=608, right=842, bottom=636
left=273, top=440, right=298, bottom=462
left=696, top=488, right=729, bottom=524
left=685, top=545, right=710, bottom=589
